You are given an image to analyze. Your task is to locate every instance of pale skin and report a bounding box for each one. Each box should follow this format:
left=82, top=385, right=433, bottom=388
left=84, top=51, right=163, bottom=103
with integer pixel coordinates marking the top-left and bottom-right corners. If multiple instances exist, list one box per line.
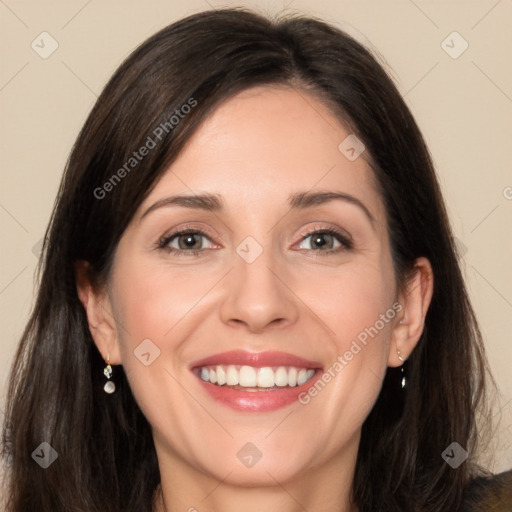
left=76, top=86, right=433, bottom=512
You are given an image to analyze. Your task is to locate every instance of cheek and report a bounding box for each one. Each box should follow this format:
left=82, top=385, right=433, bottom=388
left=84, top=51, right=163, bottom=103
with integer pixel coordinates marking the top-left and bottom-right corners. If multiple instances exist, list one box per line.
left=108, top=254, right=225, bottom=408
left=110, top=257, right=217, bottom=345
left=107, top=257, right=204, bottom=438
left=299, top=254, right=395, bottom=347
left=294, top=257, right=396, bottom=424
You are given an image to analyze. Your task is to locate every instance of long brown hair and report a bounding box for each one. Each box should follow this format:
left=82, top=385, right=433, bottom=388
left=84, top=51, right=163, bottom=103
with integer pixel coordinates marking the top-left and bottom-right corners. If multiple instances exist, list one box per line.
left=1, top=8, right=492, bottom=511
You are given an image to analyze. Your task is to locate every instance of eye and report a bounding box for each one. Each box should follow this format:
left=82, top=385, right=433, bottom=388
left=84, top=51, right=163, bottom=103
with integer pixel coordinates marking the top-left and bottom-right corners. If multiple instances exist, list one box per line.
left=158, top=229, right=216, bottom=255
left=297, top=227, right=352, bottom=253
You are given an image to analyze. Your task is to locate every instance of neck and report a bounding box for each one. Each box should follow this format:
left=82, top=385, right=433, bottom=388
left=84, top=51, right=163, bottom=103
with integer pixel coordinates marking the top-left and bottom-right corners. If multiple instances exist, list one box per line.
left=152, top=440, right=359, bottom=512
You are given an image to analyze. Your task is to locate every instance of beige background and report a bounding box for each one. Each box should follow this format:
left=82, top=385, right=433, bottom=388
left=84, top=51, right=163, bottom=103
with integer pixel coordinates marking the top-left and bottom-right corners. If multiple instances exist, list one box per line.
left=1, top=0, right=511, bottom=472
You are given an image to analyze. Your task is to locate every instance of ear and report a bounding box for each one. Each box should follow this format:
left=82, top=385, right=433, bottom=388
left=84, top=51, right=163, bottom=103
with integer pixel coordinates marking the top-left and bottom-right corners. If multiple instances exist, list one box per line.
left=75, top=260, right=122, bottom=365
left=388, top=257, right=434, bottom=367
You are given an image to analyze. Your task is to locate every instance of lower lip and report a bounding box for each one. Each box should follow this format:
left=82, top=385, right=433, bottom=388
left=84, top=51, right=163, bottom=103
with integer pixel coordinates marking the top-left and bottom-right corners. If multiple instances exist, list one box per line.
left=193, top=370, right=322, bottom=412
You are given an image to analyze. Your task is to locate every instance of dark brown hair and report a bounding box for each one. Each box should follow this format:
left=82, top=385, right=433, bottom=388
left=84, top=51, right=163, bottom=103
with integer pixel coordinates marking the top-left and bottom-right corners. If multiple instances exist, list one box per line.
left=2, top=8, right=493, bottom=511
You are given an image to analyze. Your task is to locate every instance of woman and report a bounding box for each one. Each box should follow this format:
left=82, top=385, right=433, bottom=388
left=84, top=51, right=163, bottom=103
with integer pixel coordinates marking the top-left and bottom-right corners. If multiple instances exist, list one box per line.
left=2, top=8, right=509, bottom=512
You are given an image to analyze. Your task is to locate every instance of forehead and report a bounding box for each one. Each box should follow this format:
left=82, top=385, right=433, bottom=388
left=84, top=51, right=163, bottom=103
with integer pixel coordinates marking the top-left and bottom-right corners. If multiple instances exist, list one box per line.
left=143, top=86, right=385, bottom=224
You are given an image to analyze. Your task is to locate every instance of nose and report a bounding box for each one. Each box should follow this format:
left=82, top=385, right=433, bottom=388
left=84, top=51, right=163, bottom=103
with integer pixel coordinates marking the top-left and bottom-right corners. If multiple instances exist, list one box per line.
left=219, top=250, right=299, bottom=334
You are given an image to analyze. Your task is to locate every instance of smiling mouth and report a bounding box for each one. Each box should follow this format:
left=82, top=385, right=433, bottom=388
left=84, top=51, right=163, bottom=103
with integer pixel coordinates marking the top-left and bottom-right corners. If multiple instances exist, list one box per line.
left=195, top=364, right=317, bottom=390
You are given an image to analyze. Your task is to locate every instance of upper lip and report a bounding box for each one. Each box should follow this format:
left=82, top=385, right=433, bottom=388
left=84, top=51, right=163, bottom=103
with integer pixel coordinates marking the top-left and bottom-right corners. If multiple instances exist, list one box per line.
left=190, top=350, right=322, bottom=370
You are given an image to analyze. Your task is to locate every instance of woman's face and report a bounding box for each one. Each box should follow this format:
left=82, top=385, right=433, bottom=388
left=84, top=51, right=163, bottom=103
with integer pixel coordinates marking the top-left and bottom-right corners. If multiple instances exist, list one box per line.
left=104, top=86, right=402, bottom=488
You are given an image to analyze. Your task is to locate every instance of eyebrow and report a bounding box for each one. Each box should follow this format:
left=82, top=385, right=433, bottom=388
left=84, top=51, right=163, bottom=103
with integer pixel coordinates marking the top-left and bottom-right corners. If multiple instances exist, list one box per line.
left=288, top=191, right=375, bottom=225
left=140, top=194, right=224, bottom=221
left=139, top=190, right=375, bottom=226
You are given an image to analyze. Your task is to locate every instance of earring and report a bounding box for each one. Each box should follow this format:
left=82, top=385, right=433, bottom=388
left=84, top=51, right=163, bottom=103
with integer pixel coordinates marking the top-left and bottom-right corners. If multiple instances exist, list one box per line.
left=103, top=354, right=116, bottom=394
left=397, top=350, right=406, bottom=389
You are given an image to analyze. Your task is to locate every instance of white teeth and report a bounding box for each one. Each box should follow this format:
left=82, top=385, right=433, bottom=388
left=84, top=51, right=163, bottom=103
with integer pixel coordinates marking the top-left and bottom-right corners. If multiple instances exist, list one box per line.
left=226, top=365, right=239, bottom=385
left=216, top=365, right=226, bottom=385
left=288, top=367, right=298, bottom=387
left=198, top=364, right=316, bottom=388
left=297, top=368, right=308, bottom=386
left=275, top=366, right=288, bottom=386
left=257, top=367, right=275, bottom=388
left=239, top=366, right=257, bottom=387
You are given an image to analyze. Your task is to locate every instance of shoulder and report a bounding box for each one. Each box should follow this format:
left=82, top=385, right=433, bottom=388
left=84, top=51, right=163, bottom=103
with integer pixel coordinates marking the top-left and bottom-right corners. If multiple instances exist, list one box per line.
left=459, top=469, right=512, bottom=511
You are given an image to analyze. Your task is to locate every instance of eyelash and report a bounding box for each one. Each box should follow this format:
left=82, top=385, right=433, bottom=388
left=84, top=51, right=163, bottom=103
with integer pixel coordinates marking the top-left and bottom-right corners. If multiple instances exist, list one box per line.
left=157, top=227, right=216, bottom=257
left=297, top=226, right=353, bottom=255
left=157, top=226, right=353, bottom=257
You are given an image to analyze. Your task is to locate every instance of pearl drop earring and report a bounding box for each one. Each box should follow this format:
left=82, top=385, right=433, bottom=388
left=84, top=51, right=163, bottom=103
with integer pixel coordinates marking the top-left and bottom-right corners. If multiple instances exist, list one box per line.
left=103, top=354, right=116, bottom=394
left=397, top=350, right=406, bottom=389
